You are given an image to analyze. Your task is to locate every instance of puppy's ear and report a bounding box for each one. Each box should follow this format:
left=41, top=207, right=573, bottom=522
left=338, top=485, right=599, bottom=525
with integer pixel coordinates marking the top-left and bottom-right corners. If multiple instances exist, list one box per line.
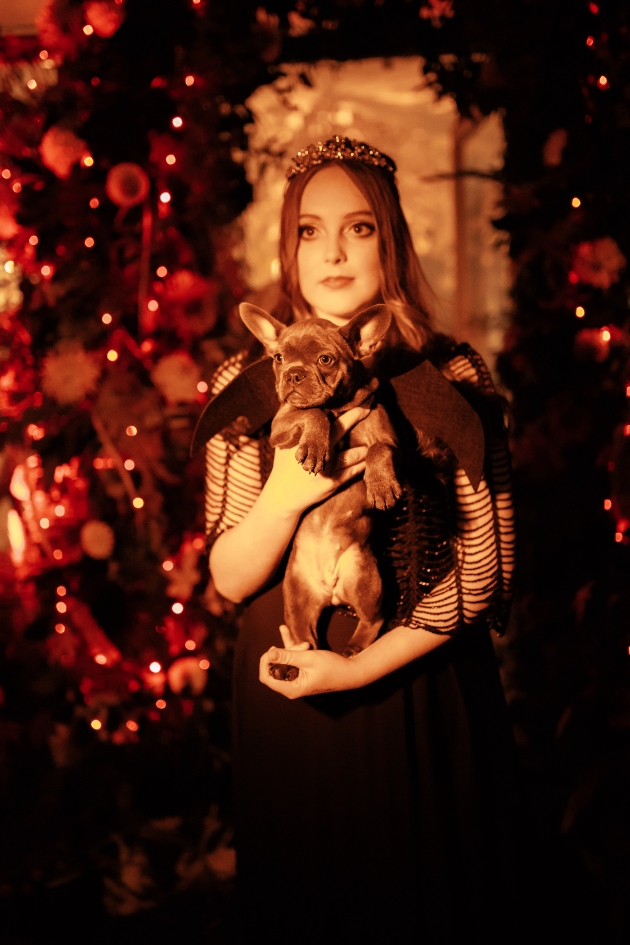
left=239, top=303, right=285, bottom=354
left=341, top=305, right=392, bottom=359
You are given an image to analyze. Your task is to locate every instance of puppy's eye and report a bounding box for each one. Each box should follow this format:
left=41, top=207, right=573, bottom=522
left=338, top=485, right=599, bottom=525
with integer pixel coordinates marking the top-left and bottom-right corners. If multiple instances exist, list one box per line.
left=318, top=354, right=333, bottom=366
left=274, top=353, right=284, bottom=364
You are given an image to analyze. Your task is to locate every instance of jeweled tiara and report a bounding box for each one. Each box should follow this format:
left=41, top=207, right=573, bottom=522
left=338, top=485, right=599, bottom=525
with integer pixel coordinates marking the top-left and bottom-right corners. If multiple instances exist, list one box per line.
left=286, top=136, right=396, bottom=180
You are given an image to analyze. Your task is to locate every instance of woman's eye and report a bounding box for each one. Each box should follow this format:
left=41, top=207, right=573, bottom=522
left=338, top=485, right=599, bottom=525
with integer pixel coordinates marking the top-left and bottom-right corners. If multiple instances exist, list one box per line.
left=298, top=225, right=316, bottom=239
left=318, top=354, right=333, bottom=366
left=274, top=353, right=284, bottom=363
left=350, top=222, right=375, bottom=237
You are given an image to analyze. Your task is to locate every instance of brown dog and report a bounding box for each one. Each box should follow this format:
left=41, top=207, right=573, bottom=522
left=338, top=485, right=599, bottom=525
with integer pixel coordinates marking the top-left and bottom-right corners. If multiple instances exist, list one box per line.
left=239, top=303, right=402, bottom=666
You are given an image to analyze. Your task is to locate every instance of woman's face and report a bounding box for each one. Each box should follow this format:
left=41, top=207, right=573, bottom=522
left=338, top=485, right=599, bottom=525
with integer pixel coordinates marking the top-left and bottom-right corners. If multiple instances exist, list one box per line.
left=296, top=165, right=382, bottom=325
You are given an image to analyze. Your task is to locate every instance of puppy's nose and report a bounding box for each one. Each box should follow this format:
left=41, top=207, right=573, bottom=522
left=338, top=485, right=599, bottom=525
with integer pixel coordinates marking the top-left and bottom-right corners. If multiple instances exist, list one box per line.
left=289, top=370, right=305, bottom=385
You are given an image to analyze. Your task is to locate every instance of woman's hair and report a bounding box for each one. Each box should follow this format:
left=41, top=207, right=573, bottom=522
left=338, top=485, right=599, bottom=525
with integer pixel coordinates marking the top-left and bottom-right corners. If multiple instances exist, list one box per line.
left=275, top=160, right=436, bottom=351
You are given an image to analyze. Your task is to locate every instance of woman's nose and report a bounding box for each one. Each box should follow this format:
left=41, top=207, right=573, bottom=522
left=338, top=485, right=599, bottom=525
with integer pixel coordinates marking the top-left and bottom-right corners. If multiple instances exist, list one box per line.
left=324, top=235, right=346, bottom=264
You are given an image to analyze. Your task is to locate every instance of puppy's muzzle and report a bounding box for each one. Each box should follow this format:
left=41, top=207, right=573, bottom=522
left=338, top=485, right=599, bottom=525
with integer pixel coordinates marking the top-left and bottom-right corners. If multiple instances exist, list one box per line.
left=279, top=366, right=329, bottom=407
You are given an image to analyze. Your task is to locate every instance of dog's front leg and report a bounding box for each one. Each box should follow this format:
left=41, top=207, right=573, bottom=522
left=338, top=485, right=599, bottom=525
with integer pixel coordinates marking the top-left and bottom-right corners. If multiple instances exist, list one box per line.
left=270, top=406, right=331, bottom=475
left=364, top=443, right=403, bottom=510
left=294, top=408, right=331, bottom=475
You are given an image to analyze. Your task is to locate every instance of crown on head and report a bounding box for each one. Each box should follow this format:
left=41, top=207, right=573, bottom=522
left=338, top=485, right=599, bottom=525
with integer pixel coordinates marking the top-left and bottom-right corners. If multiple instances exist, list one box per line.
left=286, top=136, right=396, bottom=180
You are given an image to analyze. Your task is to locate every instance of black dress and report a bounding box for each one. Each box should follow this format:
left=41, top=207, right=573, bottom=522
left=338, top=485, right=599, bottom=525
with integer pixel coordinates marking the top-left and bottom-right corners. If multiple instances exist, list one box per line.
left=205, top=345, right=521, bottom=944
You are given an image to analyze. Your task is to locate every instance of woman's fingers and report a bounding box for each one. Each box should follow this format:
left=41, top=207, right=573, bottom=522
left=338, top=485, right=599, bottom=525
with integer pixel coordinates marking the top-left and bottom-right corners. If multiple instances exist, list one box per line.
left=330, top=406, right=370, bottom=446
left=333, top=445, right=367, bottom=472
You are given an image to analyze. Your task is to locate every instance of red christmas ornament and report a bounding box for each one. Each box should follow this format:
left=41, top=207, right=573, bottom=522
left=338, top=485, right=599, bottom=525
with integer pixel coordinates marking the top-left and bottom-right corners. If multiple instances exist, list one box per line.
left=105, top=163, right=150, bottom=208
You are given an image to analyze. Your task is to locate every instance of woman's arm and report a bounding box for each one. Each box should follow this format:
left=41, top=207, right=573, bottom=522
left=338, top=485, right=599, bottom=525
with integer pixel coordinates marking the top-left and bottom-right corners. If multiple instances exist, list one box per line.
left=259, top=622, right=450, bottom=699
left=209, top=406, right=370, bottom=602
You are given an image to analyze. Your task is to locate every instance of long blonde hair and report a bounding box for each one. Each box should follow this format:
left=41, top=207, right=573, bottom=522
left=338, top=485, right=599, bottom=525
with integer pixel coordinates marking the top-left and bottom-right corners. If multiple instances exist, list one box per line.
left=276, top=160, right=436, bottom=351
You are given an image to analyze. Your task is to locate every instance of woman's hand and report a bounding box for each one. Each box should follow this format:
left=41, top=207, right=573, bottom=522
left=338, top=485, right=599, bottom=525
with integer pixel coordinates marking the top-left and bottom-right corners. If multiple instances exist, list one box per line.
left=259, top=406, right=370, bottom=519
left=259, top=625, right=363, bottom=699
left=259, top=623, right=451, bottom=698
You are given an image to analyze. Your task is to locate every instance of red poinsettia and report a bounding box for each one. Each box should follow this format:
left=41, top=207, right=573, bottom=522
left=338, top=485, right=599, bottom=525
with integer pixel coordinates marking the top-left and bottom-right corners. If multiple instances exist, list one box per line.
left=571, top=237, right=627, bottom=289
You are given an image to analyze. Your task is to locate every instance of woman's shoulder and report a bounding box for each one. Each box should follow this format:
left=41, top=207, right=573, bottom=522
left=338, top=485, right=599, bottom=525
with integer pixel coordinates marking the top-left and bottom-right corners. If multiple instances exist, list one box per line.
left=423, top=333, right=496, bottom=394
left=210, top=350, right=248, bottom=396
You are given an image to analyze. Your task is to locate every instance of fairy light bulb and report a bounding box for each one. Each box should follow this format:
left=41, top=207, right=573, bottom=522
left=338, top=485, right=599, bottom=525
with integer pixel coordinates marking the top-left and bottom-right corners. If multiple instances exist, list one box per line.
left=83, top=24, right=94, bottom=35
left=94, top=653, right=107, bottom=665
left=571, top=197, right=581, bottom=208
left=107, top=349, right=118, bottom=361
left=102, top=313, right=112, bottom=324
left=10, top=465, right=30, bottom=501
left=575, top=306, right=585, bottom=318
left=149, top=661, right=161, bottom=673
left=172, top=116, right=183, bottom=128
left=132, top=497, right=144, bottom=509
left=156, top=266, right=168, bottom=277
left=172, top=602, right=184, bottom=614
left=7, top=510, right=25, bottom=565
left=159, top=191, right=171, bottom=204
left=165, top=154, right=176, bottom=165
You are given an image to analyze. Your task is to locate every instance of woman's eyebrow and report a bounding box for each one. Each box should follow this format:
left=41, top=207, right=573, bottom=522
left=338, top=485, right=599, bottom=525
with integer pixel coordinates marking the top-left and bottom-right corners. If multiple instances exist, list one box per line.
left=298, top=210, right=375, bottom=220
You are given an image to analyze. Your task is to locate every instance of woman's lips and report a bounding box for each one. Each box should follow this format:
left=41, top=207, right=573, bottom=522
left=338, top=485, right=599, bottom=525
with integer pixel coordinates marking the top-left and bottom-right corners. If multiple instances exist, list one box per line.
left=320, top=276, right=354, bottom=289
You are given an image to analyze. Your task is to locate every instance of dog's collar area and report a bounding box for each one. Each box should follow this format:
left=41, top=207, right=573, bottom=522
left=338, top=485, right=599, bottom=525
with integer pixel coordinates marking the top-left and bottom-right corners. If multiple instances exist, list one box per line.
left=327, top=382, right=378, bottom=418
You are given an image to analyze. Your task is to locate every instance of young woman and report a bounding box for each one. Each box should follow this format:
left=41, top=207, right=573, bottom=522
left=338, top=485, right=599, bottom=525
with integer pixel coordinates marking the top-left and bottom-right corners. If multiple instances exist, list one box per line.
left=206, top=138, right=518, bottom=943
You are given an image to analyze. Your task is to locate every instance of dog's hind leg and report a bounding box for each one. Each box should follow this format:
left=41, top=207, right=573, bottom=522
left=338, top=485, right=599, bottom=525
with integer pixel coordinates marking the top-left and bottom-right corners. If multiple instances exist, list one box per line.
left=283, top=565, right=327, bottom=651
left=333, top=545, right=384, bottom=657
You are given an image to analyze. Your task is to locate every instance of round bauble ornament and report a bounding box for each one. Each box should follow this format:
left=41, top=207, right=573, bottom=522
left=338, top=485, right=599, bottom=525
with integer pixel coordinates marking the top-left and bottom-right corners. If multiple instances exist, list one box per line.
left=80, top=520, right=115, bottom=559
left=84, top=1, right=125, bottom=38
left=105, top=163, right=150, bottom=208
left=167, top=656, right=208, bottom=696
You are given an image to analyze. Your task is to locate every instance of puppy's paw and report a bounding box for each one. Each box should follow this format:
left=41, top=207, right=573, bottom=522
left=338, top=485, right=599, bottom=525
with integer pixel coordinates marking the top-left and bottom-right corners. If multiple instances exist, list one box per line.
left=365, top=476, right=403, bottom=511
left=269, top=663, right=299, bottom=681
left=295, top=442, right=329, bottom=475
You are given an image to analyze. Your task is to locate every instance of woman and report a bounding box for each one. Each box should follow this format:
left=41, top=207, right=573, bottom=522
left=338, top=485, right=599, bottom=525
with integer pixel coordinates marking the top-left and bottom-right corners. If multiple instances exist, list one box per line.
left=206, top=138, right=518, bottom=943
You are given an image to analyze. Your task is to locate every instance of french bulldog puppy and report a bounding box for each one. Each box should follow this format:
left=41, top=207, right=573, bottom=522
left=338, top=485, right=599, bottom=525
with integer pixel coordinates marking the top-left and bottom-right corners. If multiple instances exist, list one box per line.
left=239, top=303, right=402, bottom=667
